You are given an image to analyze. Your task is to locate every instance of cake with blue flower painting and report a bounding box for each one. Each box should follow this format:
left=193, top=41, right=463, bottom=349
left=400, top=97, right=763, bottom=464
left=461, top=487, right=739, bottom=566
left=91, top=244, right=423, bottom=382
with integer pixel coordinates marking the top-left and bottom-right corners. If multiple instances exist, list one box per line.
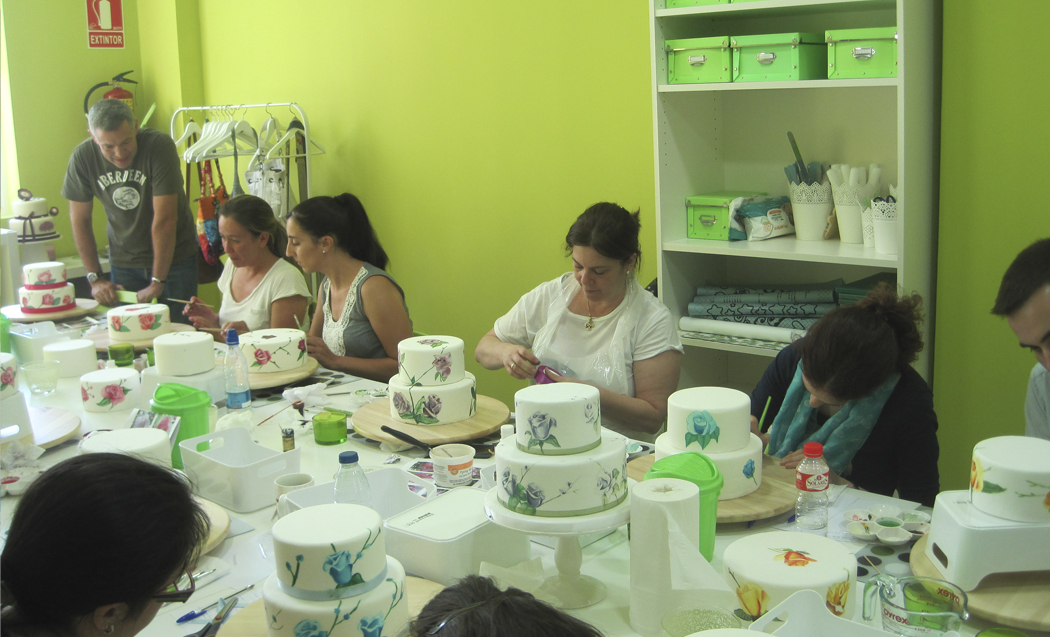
left=495, top=384, right=627, bottom=516
left=655, top=387, right=763, bottom=500
left=262, top=504, right=407, bottom=637
left=388, top=335, right=477, bottom=425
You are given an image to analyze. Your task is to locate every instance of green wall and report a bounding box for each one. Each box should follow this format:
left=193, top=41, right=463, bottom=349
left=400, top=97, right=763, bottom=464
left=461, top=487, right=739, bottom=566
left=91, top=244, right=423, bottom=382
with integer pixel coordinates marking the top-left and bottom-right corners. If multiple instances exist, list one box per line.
left=933, top=1, right=1050, bottom=490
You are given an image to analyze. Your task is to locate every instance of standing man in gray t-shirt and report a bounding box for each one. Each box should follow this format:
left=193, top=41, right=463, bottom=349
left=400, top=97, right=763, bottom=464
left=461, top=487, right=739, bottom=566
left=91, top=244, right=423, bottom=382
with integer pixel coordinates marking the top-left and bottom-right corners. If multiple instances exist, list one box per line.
left=62, top=99, right=198, bottom=323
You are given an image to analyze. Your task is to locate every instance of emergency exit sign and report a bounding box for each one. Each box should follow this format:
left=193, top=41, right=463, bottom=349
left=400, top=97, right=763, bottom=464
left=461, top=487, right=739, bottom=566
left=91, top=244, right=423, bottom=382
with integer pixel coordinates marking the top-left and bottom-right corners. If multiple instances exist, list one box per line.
left=86, top=0, right=125, bottom=49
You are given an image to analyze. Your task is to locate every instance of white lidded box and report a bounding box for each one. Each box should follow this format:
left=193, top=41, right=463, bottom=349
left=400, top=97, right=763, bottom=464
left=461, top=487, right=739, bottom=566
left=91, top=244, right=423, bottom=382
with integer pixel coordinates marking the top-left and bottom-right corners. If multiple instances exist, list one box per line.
left=179, top=427, right=300, bottom=513
left=385, top=487, right=531, bottom=586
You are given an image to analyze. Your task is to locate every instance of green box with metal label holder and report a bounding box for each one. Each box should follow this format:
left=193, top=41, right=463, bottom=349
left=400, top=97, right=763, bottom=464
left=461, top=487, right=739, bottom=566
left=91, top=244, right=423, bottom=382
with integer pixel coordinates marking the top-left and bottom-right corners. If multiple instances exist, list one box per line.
left=732, top=32, right=826, bottom=82
left=666, top=37, right=732, bottom=84
left=826, top=27, right=898, bottom=79
left=686, top=191, right=766, bottom=241
left=665, top=0, right=727, bottom=7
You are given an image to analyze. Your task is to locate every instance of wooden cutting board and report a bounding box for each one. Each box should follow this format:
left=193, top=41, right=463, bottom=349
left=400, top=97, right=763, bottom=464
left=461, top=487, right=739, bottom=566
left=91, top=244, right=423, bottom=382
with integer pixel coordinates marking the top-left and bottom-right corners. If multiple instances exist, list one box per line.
left=353, top=396, right=510, bottom=445
left=911, top=535, right=1050, bottom=632
left=1, top=298, right=100, bottom=323
left=219, top=576, right=445, bottom=636
left=196, top=496, right=231, bottom=555
left=248, top=356, right=320, bottom=390
left=85, top=321, right=195, bottom=352
left=627, top=453, right=797, bottom=524
left=29, top=406, right=81, bottom=449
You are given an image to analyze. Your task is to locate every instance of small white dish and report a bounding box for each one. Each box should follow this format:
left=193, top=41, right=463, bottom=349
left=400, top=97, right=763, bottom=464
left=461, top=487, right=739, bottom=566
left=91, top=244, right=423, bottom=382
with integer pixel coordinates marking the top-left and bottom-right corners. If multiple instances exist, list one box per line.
left=877, top=526, right=912, bottom=546
left=874, top=516, right=905, bottom=530
left=843, top=509, right=873, bottom=523
left=907, top=521, right=931, bottom=537
left=846, top=520, right=878, bottom=541
left=868, top=503, right=902, bottom=518
left=899, top=510, right=931, bottom=526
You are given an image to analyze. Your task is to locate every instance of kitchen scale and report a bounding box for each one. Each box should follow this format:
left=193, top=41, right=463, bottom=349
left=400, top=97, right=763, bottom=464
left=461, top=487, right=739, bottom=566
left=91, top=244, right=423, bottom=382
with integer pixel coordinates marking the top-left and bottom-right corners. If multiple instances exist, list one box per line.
left=924, top=489, right=1050, bottom=591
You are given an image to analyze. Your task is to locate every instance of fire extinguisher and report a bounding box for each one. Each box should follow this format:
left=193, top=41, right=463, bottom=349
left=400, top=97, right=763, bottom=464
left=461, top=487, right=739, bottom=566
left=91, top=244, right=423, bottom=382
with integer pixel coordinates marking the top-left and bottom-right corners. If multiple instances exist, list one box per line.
left=83, top=70, right=137, bottom=115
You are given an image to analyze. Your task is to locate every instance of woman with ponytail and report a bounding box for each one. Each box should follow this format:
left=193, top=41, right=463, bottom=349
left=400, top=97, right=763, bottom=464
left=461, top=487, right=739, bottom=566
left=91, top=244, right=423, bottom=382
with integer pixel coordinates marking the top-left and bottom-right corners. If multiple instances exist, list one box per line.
left=286, top=194, right=412, bottom=383
left=749, top=284, right=940, bottom=506
left=183, top=195, right=310, bottom=340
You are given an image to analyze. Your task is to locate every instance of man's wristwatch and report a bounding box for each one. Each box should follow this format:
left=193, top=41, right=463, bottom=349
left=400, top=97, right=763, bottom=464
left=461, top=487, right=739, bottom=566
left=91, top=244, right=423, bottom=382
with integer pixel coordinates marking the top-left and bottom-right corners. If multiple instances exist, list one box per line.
left=151, top=277, right=166, bottom=285
left=86, top=272, right=102, bottom=284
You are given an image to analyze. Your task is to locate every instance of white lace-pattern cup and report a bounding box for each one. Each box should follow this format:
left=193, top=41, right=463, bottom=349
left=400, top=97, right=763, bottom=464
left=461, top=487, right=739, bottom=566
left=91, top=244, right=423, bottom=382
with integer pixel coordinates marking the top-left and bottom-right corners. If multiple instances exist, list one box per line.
left=789, top=182, right=833, bottom=240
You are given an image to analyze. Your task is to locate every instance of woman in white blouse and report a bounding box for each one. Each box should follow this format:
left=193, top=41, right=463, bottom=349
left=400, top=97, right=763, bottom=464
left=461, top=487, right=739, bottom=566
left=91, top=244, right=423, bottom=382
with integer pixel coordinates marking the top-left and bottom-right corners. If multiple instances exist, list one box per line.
left=184, top=195, right=309, bottom=340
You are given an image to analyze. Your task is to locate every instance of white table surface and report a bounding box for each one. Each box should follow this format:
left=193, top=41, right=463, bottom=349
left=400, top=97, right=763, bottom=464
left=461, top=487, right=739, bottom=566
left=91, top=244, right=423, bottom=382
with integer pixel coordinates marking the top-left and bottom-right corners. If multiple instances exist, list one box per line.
left=2, top=370, right=1045, bottom=637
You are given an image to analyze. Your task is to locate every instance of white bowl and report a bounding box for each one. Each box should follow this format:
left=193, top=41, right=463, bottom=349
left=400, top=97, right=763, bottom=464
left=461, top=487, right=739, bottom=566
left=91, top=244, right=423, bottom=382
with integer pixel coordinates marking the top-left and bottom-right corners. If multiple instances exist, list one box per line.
left=877, top=526, right=912, bottom=546
left=843, top=508, right=873, bottom=523
left=868, top=503, right=902, bottom=518
left=846, top=520, right=878, bottom=541
left=899, top=510, right=931, bottom=527
left=874, top=516, right=905, bottom=530
left=907, top=522, right=931, bottom=537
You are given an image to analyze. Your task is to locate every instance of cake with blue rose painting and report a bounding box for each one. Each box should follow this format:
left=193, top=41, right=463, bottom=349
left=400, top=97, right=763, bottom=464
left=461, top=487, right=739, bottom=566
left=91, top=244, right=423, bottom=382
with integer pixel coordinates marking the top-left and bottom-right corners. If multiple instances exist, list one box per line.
left=655, top=387, right=763, bottom=500
left=262, top=504, right=407, bottom=637
left=495, top=384, right=628, bottom=516
left=388, top=335, right=477, bottom=425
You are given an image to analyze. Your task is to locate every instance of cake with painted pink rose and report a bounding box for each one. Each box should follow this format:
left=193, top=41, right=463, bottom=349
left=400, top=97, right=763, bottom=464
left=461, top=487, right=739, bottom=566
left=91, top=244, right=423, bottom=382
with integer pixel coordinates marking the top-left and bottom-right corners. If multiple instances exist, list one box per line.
left=19, top=262, right=76, bottom=315
left=107, top=304, right=171, bottom=342
left=655, top=387, right=763, bottom=500
left=238, top=329, right=308, bottom=374
left=388, top=335, right=477, bottom=425
left=80, top=368, right=140, bottom=413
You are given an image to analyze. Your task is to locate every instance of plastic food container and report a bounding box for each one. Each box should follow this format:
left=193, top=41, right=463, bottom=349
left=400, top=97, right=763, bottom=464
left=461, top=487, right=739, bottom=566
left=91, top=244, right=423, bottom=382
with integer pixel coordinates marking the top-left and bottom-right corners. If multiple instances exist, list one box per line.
left=284, top=467, right=434, bottom=520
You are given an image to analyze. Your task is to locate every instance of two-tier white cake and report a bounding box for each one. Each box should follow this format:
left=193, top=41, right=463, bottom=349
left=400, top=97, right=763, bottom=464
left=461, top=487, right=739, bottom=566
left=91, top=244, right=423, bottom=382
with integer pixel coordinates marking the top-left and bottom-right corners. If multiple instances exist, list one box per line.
left=19, top=262, right=75, bottom=315
left=388, top=335, right=477, bottom=425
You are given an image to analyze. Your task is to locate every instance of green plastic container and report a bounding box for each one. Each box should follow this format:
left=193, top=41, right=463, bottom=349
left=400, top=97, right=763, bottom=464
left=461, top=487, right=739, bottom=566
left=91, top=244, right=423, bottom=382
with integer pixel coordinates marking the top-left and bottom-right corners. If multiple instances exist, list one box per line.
left=686, top=191, right=765, bottom=240
left=645, top=453, right=723, bottom=561
left=150, top=383, right=212, bottom=469
left=665, top=0, right=728, bottom=7
left=732, top=32, right=827, bottom=82
left=666, top=37, right=732, bottom=84
left=0, top=314, right=10, bottom=353
left=826, top=27, right=898, bottom=79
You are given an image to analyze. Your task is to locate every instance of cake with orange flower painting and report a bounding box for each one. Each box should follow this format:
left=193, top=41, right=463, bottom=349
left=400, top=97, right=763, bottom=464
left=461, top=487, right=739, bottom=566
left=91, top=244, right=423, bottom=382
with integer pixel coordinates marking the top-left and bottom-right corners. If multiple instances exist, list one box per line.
left=722, top=531, right=857, bottom=621
left=969, top=435, right=1050, bottom=523
left=19, top=262, right=76, bottom=314
left=107, top=304, right=171, bottom=342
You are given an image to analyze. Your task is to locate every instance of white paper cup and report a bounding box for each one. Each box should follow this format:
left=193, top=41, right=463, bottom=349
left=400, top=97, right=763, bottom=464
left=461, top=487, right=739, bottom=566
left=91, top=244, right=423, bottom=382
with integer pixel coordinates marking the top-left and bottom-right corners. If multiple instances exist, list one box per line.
left=836, top=203, right=865, bottom=244
left=430, top=443, right=475, bottom=488
left=791, top=202, right=832, bottom=241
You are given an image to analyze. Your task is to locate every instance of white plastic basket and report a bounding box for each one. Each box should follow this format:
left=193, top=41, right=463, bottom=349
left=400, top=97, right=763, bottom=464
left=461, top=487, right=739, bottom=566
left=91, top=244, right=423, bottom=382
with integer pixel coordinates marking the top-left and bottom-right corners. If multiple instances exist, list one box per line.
left=747, top=590, right=961, bottom=637
left=179, top=427, right=300, bottom=513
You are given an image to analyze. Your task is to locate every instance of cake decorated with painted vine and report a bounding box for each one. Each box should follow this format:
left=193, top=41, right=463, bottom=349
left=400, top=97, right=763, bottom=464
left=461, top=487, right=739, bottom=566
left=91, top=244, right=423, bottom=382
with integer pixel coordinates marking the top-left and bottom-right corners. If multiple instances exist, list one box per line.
left=262, top=504, right=407, bottom=637
left=388, top=335, right=476, bottom=425
left=107, top=303, right=171, bottom=342
left=495, top=383, right=627, bottom=517
left=239, top=329, right=308, bottom=374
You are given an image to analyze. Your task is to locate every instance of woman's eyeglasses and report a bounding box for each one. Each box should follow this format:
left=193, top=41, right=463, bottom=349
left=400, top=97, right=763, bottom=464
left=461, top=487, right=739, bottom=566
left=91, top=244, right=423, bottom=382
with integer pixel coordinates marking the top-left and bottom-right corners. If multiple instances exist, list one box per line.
left=152, top=567, right=196, bottom=604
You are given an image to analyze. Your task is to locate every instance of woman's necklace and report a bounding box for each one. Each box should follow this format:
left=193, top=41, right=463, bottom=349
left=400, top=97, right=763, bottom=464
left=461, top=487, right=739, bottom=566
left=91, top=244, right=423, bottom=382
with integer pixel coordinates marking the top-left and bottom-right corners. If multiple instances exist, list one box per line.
left=585, top=297, right=595, bottom=331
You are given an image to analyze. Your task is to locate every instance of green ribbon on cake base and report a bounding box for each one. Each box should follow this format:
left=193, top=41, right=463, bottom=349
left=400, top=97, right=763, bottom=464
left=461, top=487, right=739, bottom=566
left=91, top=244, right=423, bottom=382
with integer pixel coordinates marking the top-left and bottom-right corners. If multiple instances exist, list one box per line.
left=499, top=492, right=627, bottom=517
left=279, top=563, right=389, bottom=601
left=515, top=438, right=601, bottom=456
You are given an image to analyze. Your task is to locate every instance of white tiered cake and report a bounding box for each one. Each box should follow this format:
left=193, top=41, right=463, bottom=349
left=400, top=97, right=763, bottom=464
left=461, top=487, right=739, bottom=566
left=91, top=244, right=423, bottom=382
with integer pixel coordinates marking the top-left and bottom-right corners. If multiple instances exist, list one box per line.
left=388, top=335, right=477, bottom=425
left=10, top=191, right=61, bottom=242
left=262, top=504, right=408, bottom=637
left=655, top=387, right=763, bottom=500
left=239, top=329, right=308, bottom=373
left=19, top=262, right=75, bottom=314
left=495, top=384, right=627, bottom=517
left=107, top=304, right=171, bottom=342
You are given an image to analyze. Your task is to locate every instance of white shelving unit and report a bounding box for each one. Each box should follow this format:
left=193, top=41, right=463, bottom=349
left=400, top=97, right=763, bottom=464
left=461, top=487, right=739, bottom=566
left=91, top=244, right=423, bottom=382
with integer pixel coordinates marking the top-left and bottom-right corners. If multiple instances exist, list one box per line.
left=649, top=0, right=939, bottom=392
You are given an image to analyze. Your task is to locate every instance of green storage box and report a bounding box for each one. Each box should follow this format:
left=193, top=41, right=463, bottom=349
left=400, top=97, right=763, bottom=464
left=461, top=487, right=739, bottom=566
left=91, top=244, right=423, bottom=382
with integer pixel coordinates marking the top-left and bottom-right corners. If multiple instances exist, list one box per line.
left=666, top=37, right=732, bottom=84
left=826, top=27, right=898, bottom=79
left=686, top=191, right=765, bottom=240
left=732, top=32, right=827, bottom=82
left=666, top=0, right=727, bottom=7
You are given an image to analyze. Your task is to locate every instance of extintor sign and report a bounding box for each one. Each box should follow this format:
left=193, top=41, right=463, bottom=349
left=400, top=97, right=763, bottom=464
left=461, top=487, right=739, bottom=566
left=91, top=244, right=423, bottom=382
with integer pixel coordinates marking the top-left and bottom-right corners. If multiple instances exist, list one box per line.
left=86, top=0, right=125, bottom=49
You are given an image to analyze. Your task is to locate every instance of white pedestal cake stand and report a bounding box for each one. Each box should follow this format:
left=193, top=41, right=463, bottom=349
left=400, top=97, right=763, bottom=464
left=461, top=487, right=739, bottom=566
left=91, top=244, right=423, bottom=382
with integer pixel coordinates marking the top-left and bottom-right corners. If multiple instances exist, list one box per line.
left=483, top=480, right=634, bottom=609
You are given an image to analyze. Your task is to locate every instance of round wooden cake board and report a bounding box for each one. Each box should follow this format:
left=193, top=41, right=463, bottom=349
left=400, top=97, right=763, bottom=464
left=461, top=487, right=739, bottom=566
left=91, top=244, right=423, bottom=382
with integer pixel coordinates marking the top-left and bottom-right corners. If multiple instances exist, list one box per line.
left=248, top=356, right=320, bottom=390
left=29, top=406, right=81, bottom=449
left=627, top=453, right=797, bottom=524
left=196, top=496, right=231, bottom=555
left=911, top=534, right=1050, bottom=632
left=352, top=396, right=510, bottom=445
left=218, top=576, right=444, bottom=636
left=1, top=298, right=100, bottom=323
left=85, top=322, right=196, bottom=352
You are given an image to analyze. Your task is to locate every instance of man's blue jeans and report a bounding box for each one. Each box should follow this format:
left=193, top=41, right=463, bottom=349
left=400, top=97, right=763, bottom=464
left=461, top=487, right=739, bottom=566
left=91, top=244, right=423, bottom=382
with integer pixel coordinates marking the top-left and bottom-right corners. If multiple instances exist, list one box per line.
left=110, top=255, right=198, bottom=325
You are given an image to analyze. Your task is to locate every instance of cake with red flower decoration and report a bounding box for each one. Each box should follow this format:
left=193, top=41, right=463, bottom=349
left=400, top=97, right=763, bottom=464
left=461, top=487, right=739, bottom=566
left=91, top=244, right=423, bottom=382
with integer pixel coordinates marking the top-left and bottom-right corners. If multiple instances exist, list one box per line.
left=262, top=503, right=408, bottom=637
left=107, top=304, right=171, bottom=342
left=388, top=335, right=476, bottom=425
left=722, top=531, right=856, bottom=622
left=239, top=328, right=308, bottom=374
left=80, top=367, right=140, bottom=413
left=0, top=353, right=17, bottom=400
left=18, top=262, right=76, bottom=315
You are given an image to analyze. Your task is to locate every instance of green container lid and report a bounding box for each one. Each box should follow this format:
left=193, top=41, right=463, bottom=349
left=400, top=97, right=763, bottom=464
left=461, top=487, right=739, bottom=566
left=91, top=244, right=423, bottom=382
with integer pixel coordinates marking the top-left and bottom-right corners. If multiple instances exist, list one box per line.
left=646, top=452, right=724, bottom=495
left=151, top=382, right=211, bottom=410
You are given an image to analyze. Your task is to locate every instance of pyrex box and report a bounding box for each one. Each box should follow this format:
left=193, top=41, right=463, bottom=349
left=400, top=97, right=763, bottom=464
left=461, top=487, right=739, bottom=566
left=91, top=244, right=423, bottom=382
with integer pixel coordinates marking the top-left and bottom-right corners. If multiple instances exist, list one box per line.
left=666, top=37, right=732, bottom=84
left=826, top=27, right=898, bottom=79
left=732, top=32, right=826, bottom=82
left=686, top=191, right=766, bottom=240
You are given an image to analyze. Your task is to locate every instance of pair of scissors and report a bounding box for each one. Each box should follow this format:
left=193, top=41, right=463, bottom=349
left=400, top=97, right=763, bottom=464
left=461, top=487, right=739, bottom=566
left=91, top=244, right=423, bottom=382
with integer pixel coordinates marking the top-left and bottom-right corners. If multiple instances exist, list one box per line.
left=184, top=596, right=238, bottom=637
left=873, top=195, right=897, bottom=204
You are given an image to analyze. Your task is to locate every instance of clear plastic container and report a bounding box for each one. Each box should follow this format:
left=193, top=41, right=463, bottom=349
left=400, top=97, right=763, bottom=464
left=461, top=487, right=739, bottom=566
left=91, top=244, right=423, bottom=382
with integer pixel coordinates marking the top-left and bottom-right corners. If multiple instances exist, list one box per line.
left=795, top=442, right=829, bottom=532
left=333, top=450, right=372, bottom=508
left=223, top=331, right=251, bottom=410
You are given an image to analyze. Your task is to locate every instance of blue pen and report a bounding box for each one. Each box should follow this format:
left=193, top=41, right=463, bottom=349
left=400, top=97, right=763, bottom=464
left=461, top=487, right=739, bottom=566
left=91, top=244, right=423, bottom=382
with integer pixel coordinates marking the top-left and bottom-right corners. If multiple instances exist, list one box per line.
left=176, top=584, right=254, bottom=624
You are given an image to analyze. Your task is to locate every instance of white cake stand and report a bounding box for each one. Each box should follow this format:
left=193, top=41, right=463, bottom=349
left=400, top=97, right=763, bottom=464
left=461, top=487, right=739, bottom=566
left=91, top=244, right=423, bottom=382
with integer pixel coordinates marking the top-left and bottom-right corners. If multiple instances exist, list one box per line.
left=483, top=480, right=634, bottom=609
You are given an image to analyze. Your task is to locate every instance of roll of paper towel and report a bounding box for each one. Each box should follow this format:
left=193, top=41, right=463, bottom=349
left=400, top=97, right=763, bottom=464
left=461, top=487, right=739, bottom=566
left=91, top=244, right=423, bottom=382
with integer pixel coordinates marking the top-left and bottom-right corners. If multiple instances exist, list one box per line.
left=630, top=478, right=731, bottom=636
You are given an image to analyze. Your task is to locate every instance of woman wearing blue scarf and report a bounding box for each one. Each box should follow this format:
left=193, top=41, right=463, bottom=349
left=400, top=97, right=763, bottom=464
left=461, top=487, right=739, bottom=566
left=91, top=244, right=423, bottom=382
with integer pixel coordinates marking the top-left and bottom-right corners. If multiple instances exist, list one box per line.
left=749, top=285, right=939, bottom=506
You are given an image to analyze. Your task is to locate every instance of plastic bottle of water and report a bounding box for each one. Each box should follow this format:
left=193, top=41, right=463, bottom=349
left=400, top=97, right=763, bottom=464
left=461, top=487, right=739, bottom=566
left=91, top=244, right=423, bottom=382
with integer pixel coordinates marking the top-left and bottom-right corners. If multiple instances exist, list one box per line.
left=224, top=331, right=252, bottom=410
left=795, top=442, right=830, bottom=533
left=334, top=450, right=372, bottom=508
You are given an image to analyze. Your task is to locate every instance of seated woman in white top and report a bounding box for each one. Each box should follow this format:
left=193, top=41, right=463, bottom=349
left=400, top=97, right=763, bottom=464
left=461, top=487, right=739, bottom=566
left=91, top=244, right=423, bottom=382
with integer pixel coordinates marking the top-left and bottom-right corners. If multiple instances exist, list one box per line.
left=475, top=203, right=684, bottom=442
left=183, top=195, right=310, bottom=341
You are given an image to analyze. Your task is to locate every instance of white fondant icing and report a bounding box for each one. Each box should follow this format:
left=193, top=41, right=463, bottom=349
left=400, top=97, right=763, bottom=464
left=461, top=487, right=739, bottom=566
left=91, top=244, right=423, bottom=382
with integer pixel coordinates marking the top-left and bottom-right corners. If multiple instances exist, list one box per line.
left=395, top=335, right=465, bottom=385
left=388, top=372, right=476, bottom=425
left=9, top=201, right=60, bottom=241
left=107, top=304, right=171, bottom=342
left=19, top=284, right=75, bottom=312
left=0, top=353, right=17, bottom=400
left=495, top=432, right=627, bottom=517
left=239, top=329, right=307, bottom=373
left=971, top=435, right=1050, bottom=523
left=154, top=331, right=216, bottom=376
left=655, top=432, right=763, bottom=500
left=43, top=339, right=98, bottom=378
left=667, top=387, right=751, bottom=455
left=722, top=531, right=857, bottom=620
left=262, top=557, right=408, bottom=637
left=22, top=261, right=67, bottom=286
left=514, top=383, right=602, bottom=455
left=81, top=368, right=140, bottom=413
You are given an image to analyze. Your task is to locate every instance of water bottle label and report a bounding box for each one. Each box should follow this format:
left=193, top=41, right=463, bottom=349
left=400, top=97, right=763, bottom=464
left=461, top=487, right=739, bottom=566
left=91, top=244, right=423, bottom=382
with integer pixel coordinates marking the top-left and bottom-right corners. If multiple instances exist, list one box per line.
left=228, top=390, right=251, bottom=409
left=796, top=471, right=829, bottom=491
